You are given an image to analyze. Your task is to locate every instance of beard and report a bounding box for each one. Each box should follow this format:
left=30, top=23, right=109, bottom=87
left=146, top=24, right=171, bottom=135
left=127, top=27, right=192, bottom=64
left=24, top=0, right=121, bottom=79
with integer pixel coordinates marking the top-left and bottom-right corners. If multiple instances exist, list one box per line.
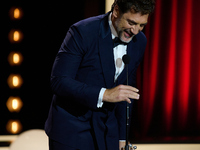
left=113, top=17, right=135, bottom=43
left=118, top=28, right=135, bottom=43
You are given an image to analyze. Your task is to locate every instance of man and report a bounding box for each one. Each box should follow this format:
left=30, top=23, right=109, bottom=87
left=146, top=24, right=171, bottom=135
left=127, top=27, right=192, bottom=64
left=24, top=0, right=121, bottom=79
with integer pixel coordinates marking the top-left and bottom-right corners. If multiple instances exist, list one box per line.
left=45, top=0, right=155, bottom=150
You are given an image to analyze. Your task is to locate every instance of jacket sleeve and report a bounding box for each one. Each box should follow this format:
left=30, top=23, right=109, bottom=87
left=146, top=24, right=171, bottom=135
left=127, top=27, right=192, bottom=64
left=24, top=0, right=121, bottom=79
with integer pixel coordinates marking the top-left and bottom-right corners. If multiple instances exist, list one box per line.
left=50, top=25, right=101, bottom=109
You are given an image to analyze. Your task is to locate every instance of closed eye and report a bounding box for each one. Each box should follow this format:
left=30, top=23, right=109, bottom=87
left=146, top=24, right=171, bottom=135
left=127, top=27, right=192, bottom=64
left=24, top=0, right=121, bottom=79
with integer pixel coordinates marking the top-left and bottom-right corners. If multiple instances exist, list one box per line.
left=127, top=19, right=147, bottom=27
left=127, top=19, right=137, bottom=26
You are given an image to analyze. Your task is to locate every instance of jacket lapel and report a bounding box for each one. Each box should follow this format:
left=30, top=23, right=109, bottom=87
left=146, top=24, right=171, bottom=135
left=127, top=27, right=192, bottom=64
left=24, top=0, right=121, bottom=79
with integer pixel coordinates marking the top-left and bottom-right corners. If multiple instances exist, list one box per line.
left=98, top=13, right=141, bottom=88
left=99, top=13, right=115, bottom=88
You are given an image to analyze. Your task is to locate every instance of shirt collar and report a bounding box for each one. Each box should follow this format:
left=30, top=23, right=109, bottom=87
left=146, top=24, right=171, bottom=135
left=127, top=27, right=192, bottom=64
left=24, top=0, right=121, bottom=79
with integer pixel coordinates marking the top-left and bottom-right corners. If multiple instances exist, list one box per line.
left=108, top=12, right=118, bottom=39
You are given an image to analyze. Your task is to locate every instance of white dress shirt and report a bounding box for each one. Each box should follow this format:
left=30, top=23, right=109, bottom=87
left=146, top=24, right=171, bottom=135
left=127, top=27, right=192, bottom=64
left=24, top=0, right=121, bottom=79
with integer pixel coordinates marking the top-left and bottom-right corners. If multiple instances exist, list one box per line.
left=97, top=13, right=127, bottom=108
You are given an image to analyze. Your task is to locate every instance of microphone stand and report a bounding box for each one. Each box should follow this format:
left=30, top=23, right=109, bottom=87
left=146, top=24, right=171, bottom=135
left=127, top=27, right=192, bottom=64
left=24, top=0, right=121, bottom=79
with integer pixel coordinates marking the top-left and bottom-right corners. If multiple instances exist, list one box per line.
left=125, top=63, right=129, bottom=150
left=122, top=55, right=137, bottom=150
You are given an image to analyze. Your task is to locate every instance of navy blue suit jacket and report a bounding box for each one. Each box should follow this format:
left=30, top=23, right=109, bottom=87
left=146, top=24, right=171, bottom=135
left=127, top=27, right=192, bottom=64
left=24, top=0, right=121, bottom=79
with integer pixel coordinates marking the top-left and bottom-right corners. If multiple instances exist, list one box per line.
left=45, top=12, right=147, bottom=150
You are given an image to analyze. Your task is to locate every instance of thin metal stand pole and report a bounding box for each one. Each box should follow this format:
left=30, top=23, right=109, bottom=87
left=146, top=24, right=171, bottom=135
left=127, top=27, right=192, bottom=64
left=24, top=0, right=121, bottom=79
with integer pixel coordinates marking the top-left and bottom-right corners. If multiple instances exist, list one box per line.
left=125, top=65, right=129, bottom=150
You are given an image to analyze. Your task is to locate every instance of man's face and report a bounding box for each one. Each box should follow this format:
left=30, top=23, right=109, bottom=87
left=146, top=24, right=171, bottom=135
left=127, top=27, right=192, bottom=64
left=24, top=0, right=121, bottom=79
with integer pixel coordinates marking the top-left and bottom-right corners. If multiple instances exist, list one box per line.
left=113, top=7, right=149, bottom=43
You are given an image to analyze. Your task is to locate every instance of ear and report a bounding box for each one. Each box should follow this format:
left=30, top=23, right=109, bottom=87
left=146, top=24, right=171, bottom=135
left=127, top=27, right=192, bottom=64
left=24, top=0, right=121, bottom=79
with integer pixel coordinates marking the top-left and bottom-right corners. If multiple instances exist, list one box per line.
left=113, top=5, right=120, bottom=18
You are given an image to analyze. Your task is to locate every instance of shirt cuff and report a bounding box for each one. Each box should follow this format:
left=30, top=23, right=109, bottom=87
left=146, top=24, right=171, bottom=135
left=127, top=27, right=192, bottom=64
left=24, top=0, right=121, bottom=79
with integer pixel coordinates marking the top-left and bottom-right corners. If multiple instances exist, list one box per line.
left=97, top=88, right=106, bottom=108
left=119, top=140, right=126, bottom=142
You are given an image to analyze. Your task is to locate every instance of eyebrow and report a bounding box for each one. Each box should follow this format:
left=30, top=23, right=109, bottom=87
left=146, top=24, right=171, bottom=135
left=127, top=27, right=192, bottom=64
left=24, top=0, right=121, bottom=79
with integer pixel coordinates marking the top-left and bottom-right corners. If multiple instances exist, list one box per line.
left=127, top=19, right=148, bottom=26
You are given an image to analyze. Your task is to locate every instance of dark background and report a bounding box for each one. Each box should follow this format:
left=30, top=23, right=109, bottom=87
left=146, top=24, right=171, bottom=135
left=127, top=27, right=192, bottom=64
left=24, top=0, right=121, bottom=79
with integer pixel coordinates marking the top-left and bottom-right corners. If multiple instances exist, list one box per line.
left=1, top=0, right=104, bottom=134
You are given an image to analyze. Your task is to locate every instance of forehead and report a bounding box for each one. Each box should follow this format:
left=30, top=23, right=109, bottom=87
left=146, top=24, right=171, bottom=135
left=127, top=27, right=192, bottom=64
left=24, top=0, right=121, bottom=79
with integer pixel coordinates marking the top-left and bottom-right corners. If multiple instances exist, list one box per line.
left=122, top=10, right=149, bottom=24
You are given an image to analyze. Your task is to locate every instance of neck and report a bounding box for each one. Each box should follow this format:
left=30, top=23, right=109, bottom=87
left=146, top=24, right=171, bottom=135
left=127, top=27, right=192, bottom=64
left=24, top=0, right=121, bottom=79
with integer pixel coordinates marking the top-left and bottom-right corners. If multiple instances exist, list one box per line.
left=111, top=13, right=119, bottom=37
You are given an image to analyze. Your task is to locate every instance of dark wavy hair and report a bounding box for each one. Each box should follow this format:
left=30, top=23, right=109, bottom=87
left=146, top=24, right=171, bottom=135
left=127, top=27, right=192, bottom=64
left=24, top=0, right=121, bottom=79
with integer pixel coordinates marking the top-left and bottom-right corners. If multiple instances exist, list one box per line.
left=111, top=0, right=155, bottom=15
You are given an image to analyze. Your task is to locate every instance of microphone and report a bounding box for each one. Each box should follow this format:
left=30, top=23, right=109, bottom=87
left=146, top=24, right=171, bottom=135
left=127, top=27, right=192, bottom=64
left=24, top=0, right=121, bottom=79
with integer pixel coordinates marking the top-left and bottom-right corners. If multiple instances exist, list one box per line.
left=122, top=54, right=131, bottom=85
left=122, top=54, right=131, bottom=65
left=122, top=54, right=131, bottom=150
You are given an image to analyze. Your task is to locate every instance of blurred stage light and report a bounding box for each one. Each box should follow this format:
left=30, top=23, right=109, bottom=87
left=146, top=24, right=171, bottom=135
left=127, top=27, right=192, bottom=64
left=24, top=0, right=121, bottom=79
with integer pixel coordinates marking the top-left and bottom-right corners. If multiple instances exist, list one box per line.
left=8, top=52, right=23, bottom=66
left=6, top=5, right=24, bottom=135
left=7, top=74, right=23, bottom=89
left=105, top=0, right=114, bottom=13
left=6, top=96, right=23, bottom=112
left=9, top=7, right=23, bottom=20
left=8, top=30, right=23, bottom=43
left=6, top=120, right=22, bottom=134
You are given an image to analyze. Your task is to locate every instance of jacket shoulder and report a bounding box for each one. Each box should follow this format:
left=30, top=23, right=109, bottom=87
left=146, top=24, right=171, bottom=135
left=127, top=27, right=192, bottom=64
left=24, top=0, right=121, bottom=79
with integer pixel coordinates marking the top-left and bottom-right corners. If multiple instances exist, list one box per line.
left=71, top=13, right=108, bottom=35
left=136, top=31, right=147, bottom=42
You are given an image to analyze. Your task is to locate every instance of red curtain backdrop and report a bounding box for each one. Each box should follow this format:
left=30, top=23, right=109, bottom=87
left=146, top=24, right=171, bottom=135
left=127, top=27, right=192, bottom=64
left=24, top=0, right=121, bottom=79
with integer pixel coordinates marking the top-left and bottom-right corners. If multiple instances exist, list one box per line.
left=133, top=0, right=200, bottom=141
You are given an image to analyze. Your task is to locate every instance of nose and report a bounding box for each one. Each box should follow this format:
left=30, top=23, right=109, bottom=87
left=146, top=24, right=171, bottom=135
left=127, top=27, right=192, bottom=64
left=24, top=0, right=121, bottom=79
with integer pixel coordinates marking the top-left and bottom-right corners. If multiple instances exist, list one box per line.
left=131, top=25, right=140, bottom=35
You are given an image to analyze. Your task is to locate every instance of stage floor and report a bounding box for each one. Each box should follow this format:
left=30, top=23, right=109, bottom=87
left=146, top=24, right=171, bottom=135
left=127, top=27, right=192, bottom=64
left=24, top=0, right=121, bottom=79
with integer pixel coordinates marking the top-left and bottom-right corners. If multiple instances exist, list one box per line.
left=0, top=135, right=200, bottom=150
left=1, top=144, right=200, bottom=150
left=134, top=144, right=200, bottom=150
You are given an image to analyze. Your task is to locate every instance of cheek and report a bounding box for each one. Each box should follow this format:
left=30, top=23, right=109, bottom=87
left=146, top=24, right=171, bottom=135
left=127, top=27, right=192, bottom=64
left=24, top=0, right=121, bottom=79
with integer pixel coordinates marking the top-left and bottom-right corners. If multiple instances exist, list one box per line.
left=116, top=19, right=127, bottom=30
left=120, top=20, right=132, bottom=30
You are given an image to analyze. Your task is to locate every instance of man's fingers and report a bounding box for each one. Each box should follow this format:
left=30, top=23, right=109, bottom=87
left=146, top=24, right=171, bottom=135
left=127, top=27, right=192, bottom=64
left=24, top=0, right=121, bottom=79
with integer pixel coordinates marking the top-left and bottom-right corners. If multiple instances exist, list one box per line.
left=133, top=92, right=140, bottom=100
left=124, top=88, right=140, bottom=100
left=119, top=85, right=139, bottom=93
left=124, top=97, right=131, bottom=104
left=133, top=87, right=139, bottom=92
left=103, top=85, right=140, bottom=103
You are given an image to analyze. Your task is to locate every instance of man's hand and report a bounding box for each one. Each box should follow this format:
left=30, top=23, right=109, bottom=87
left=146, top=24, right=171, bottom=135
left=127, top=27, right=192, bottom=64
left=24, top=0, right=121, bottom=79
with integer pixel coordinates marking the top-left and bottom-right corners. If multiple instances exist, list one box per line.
left=103, top=85, right=140, bottom=103
left=119, top=141, right=126, bottom=150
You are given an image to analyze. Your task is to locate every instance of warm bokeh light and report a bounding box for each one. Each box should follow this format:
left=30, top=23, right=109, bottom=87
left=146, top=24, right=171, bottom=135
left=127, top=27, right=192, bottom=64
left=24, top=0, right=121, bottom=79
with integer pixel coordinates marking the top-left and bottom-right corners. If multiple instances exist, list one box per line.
left=8, top=30, right=23, bottom=43
left=13, top=76, right=19, bottom=86
left=7, top=74, right=23, bottom=89
left=9, top=7, right=23, bottom=20
left=14, top=8, right=20, bottom=19
left=8, top=52, right=23, bottom=66
left=105, top=0, right=114, bottom=13
left=13, top=53, right=20, bottom=63
left=13, top=31, right=20, bottom=41
left=6, top=96, right=23, bottom=112
left=6, top=120, right=22, bottom=134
